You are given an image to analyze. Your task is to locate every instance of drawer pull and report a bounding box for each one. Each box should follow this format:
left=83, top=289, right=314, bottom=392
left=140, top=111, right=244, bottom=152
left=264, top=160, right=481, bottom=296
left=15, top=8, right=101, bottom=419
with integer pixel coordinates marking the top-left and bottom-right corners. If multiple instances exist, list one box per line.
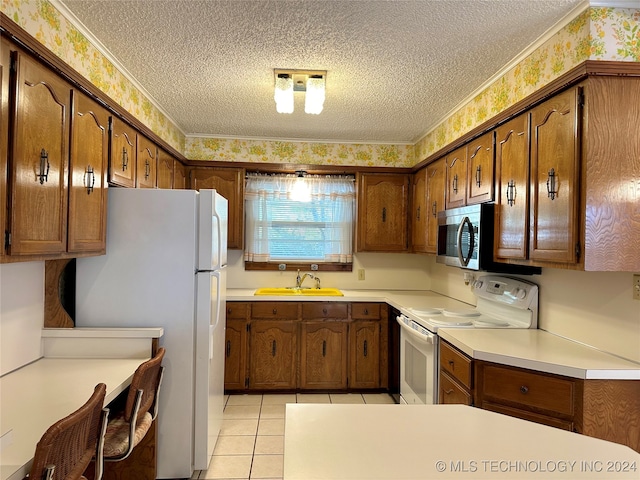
left=227, top=308, right=232, bottom=315
left=323, top=308, right=328, bottom=315
left=448, top=360, right=454, bottom=368
left=520, top=385, right=529, bottom=394
left=363, top=309, right=369, bottom=315
left=444, top=388, right=454, bottom=395
left=272, top=308, right=277, bottom=315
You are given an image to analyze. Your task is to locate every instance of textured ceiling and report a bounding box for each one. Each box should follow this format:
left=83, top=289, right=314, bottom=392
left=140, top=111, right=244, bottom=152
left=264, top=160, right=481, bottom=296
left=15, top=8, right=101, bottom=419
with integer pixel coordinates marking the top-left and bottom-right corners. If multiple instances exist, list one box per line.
left=59, top=0, right=585, bottom=143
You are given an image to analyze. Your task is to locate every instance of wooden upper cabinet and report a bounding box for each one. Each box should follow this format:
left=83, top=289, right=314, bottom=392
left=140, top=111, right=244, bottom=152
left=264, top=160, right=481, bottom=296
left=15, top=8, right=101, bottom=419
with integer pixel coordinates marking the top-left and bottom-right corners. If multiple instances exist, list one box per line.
left=136, top=134, right=157, bottom=188
left=173, top=161, right=187, bottom=189
left=156, top=148, right=175, bottom=189
left=190, top=167, right=244, bottom=249
left=1, top=39, right=9, bottom=257
left=425, top=158, right=446, bottom=254
left=445, top=145, right=467, bottom=209
left=466, top=131, right=494, bottom=205
left=494, top=114, right=530, bottom=261
left=357, top=173, right=409, bottom=252
left=529, top=87, right=581, bottom=264
left=67, top=92, right=109, bottom=254
left=9, top=51, right=71, bottom=256
left=108, top=116, right=136, bottom=188
left=411, top=168, right=427, bottom=253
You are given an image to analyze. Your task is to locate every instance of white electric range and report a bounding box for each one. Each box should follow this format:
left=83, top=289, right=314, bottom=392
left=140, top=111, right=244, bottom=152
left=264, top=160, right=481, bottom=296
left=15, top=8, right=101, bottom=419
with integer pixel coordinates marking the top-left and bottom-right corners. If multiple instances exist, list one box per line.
left=396, top=275, right=539, bottom=405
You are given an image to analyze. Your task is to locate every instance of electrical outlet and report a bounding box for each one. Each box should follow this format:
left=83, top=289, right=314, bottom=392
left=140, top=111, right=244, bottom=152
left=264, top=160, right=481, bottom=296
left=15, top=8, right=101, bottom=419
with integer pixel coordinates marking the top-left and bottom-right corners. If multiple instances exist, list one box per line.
left=358, top=269, right=365, bottom=281
left=634, top=274, right=640, bottom=301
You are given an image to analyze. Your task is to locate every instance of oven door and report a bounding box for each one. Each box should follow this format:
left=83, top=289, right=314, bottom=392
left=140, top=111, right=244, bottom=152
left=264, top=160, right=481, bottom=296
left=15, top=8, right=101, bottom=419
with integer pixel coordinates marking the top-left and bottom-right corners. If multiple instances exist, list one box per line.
left=396, top=316, right=438, bottom=405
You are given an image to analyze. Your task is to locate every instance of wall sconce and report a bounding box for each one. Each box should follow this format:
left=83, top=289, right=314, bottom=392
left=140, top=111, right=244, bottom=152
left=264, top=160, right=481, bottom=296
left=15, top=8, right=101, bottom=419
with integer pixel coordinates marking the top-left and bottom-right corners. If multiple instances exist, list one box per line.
left=274, top=69, right=326, bottom=115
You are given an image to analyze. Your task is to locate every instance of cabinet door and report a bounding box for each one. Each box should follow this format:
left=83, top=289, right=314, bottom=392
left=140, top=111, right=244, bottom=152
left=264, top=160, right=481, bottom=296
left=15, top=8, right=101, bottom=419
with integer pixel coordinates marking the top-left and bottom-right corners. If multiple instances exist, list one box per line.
left=190, top=167, right=244, bottom=249
left=357, top=173, right=409, bottom=252
left=494, top=115, right=530, bottom=260
left=156, top=148, right=174, bottom=189
left=411, top=168, right=427, bottom=253
left=300, top=321, right=348, bottom=389
left=108, top=116, right=136, bottom=188
left=445, top=145, right=467, bottom=209
left=349, top=320, right=380, bottom=389
left=466, top=131, right=494, bottom=205
left=529, top=87, right=581, bottom=264
left=224, top=319, right=247, bottom=391
left=248, top=320, right=297, bottom=390
left=425, top=158, right=446, bottom=254
left=68, top=92, right=108, bottom=253
left=9, top=51, right=71, bottom=255
left=173, top=161, right=187, bottom=189
left=0, top=39, right=9, bottom=257
left=136, top=134, right=157, bottom=188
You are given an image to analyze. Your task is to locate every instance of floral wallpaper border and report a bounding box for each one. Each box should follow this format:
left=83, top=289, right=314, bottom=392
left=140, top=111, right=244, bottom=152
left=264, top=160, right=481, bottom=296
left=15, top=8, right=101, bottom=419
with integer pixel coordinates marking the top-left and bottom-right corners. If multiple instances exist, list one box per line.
left=2, top=2, right=638, bottom=167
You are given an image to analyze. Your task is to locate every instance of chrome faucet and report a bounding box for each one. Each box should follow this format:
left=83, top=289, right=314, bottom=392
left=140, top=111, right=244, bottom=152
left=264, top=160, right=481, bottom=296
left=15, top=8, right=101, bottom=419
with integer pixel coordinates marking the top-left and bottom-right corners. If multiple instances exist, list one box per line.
left=296, top=269, right=321, bottom=289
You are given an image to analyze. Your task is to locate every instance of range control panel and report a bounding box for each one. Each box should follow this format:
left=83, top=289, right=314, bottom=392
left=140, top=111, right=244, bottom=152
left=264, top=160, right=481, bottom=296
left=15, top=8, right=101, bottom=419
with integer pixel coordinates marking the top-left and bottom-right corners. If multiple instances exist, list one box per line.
left=472, top=275, right=539, bottom=310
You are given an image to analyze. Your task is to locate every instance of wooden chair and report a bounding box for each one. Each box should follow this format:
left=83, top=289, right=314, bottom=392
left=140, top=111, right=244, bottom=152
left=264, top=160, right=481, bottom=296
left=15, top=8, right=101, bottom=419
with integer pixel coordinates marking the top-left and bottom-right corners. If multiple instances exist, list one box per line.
left=25, top=383, right=109, bottom=480
left=102, top=348, right=165, bottom=463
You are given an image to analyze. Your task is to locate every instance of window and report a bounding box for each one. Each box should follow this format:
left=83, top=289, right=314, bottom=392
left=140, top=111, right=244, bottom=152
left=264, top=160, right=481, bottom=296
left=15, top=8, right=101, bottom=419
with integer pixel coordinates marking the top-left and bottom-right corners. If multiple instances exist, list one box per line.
left=244, top=173, right=355, bottom=266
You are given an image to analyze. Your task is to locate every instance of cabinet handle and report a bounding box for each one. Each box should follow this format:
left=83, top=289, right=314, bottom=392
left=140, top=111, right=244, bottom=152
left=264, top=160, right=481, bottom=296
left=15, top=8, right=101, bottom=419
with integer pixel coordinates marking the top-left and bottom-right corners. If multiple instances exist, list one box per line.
left=144, top=160, right=150, bottom=180
left=432, top=201, right=437, bottom=218
left=363, top=309, right=369, bottom=315
left=272, top=308, right=277, bottom=315
left=506, top=180, right=516, bottom=206
left=272, top=340, right=277, bottom=357
left=416, top=206, right=420, bottom=220
left=520, top=385, right=529, bottom=394
left=382, top=207, right=386, bottom=222
left=122, top=147, right=128, bottom=171
left=322, top=340, right=326, bottom=357
left=448, top=360, right=454, bottom=369
left=546, top=168, right=558, bottom=200
left=37, top=148, right=50, bottom=184
left=444, top=388, right=454, bottom=395
left=363, top=340, right=368, bottom=357
left=226, top=340, right=231, bottom=358
left=475, top=165, right=482, bottom=187
left=83, top=165, right=95, bottom=195
left=452, top=174, right=458, bottom=194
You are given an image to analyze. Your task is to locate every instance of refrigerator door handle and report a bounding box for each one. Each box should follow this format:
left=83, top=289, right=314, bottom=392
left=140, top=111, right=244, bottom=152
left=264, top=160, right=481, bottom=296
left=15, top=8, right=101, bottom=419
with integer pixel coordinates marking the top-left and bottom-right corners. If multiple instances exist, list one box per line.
left=212, top=270, right=222, bottom=329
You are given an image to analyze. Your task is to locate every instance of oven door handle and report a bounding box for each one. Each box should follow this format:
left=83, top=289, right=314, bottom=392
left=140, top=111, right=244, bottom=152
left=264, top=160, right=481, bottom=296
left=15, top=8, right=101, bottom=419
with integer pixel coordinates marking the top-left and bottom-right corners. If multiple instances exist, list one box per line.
left=396, top=316, right=435, bottom=345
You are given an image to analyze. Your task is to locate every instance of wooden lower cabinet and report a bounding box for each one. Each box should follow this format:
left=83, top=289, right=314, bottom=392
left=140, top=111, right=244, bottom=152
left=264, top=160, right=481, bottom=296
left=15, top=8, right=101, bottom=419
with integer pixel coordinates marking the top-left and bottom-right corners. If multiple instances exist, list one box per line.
left=248, top=320, right=298, bottom=390
left=475, top=360, right=640, bottom=453
left=224, top=301, right=387, bottom=392
left=439, top=341, right=473, bottom=405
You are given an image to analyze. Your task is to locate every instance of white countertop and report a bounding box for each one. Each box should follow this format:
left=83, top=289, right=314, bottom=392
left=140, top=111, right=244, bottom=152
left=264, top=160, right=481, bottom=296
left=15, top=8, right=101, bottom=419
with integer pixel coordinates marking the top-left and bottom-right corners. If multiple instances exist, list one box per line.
left=284, top=403, right=640, bottom=479
left=0, top=358, right=145, bottom=480
left=228, top=288, right=640, bottom=379
left=439, top=328, right=640, bottom=380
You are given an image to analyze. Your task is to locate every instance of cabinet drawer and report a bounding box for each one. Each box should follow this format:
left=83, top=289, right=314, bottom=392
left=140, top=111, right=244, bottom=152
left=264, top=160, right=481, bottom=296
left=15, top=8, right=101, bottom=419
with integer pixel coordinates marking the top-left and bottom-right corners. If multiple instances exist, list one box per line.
left=251, top=302, right=298, bottom=319
left=482, top=401, right=574, bottom=431
left=439, top=371, right=472, bottom=405
left=226, top=303, right=248, bottom=319
left=440, top=341, right=472, bottom=389
left=351, top=303, right=381, bottom=320
left=302, top=303, right=348, bottom=319
left=482, top=364, right=576, bottom=416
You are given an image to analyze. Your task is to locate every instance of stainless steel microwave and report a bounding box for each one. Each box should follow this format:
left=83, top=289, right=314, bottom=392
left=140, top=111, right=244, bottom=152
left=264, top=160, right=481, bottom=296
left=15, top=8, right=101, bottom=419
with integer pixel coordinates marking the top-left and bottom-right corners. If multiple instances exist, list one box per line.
left=436, top=204, right=540, bottom=275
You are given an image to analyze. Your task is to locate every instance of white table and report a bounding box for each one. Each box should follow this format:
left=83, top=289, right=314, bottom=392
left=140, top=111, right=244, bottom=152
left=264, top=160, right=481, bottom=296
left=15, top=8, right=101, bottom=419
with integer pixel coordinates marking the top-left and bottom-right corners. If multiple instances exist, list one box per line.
left=284, top=404, right=640, bottom=479
left=0, top=358, right=145, bottom=480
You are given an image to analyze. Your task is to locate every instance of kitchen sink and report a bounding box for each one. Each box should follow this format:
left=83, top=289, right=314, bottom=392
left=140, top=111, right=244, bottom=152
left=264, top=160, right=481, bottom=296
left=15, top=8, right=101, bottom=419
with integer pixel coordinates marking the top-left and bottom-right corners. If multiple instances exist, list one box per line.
left=254, top=287, right=344, bottom=296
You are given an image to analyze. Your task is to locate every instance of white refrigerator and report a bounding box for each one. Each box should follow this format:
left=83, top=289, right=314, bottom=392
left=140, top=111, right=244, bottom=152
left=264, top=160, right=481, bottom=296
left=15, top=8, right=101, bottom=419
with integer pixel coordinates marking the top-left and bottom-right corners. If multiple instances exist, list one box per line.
left=75, top=188, right=228, bottom=478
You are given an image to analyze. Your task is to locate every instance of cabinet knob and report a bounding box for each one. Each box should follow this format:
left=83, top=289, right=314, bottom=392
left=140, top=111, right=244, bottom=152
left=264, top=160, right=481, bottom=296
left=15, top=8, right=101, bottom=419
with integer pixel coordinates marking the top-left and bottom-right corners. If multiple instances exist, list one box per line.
left=449, top=360, right=454, bottom=368
left=272, top=308, right=277, bottom=315
left=363, top=309, right=369, bottom=315
left=323, top=308, right=328, bottom=315
left=520, top=385, right=529, bottom=394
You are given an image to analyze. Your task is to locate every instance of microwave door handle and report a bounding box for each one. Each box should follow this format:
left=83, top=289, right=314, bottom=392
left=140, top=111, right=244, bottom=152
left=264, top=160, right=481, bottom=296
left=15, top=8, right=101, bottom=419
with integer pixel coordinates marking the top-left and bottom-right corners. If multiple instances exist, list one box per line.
left=457, top=216, right=474, bottom=267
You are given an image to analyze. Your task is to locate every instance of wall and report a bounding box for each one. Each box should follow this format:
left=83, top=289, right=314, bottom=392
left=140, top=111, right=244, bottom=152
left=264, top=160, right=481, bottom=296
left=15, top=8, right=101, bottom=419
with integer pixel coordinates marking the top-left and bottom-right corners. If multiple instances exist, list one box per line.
left=227, top=250, right=432, bottom=291
left=427, top=258, right=640, bottom=364
left=0, top=262, right=45, bottom=375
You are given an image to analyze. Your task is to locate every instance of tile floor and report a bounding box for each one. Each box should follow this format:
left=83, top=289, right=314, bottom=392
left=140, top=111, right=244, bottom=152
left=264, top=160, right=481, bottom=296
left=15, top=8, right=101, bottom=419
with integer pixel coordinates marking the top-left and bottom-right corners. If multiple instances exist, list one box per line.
left=191, top=392, right=396, bottom=480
